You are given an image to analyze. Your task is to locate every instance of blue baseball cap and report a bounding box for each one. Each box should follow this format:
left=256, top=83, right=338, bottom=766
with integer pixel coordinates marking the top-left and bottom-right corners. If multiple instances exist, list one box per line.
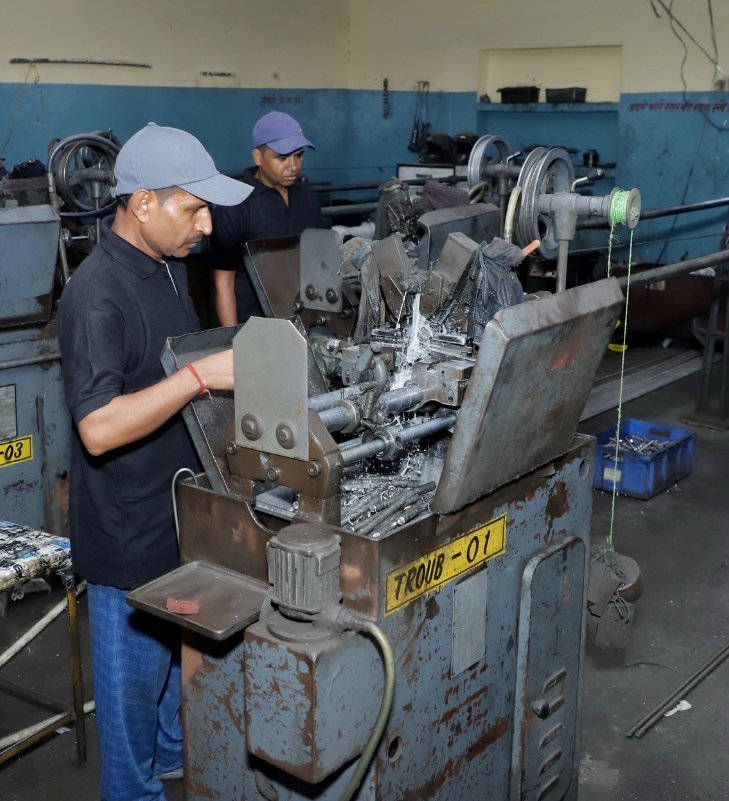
left=252, top=112, right=315, bottom=154
left=112, top=122, right=252, bottom=205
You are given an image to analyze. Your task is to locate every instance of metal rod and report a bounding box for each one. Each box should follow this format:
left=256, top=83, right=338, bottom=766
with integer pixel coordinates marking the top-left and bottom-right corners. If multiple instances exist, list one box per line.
left=308, top=384, right=368, bottom=412
left=578, top=195, right=729, bottom=229
left=339, top=412, right=455, bottom=466
left=0, top=352, right=61, bottom=370
left=616, top=249, right=729, bottom=290
left=11, top=57, right=151, bottom=68
left=357, top=483, right=436, bottom=535
left=374, top=494, right=435, bottom=535
left=340, top=436, right=392, bottom=465
left=64, top=576, right=87, bottom=763
left=0, top=580, right=86, bottom=671
left=318, top=385, right=425, bottom=433
left=626, top=641, right=729, bottom=738
left=0, top=700, right=95, bottom=757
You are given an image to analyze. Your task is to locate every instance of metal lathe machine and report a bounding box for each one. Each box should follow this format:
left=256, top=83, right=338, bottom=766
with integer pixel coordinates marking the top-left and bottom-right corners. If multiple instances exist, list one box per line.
left=128, top=148, right=640, bottom=801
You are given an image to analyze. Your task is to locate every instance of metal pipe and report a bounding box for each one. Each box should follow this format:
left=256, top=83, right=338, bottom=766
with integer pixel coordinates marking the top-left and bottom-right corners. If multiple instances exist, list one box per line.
left=616, top=249, right=729, bottom=290
left=339, top=412, right=455, bottom=466
left=626, top=641, right=729, bottom=738
left=308, top=384, right=368, bottom=412
left=319, top=385, right=426, bottom=433
left=321, top=202, right=378, bottom=218
left=0, top=700, right=96, bottom=754
left=578, top=195, right=729, bottom=229
left=0, top=580, right=87, bottom=671
left=0, top=352, right=61, bottom=370
left=556, top=240, right=570, bottom=293
left=340, top=436, right=392, bottom=465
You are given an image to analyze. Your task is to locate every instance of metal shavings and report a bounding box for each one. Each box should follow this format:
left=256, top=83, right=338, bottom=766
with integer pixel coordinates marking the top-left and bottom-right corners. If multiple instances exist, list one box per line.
left=606, top=434, right=672, bottom=455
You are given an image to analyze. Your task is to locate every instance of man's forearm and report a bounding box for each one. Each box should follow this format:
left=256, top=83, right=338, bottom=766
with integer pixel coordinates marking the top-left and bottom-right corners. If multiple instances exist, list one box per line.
left=78, top=351, right=233, bottom=457
left=213, top=268, right=238, bottom=326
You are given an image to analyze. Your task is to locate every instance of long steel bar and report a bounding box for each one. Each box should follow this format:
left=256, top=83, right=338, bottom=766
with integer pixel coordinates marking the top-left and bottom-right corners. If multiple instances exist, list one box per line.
left=340, top=413, right=456, bottom=466
left=0, top=352, right=61, bottom=370
left=357, top=483, right=437, bottom=535
left=626, top=641, right=729, bottom=738
left=616, top=249, right=729, bottom=291
left=308, top=384, right=368, bottom=412
left=578, top=195, right=729, bottom=229
left=318, top=386, right=425, bottom=433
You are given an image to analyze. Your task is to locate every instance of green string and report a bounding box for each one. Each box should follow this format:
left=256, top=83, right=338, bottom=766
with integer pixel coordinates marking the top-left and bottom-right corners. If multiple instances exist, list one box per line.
left=605, top=221, right=634, bottom=551
left=609, top=189, right=632, bottom=227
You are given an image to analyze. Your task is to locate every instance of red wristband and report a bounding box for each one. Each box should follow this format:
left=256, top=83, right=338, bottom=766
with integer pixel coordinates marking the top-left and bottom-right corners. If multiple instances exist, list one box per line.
left=184, top=362, right=210, bottom=397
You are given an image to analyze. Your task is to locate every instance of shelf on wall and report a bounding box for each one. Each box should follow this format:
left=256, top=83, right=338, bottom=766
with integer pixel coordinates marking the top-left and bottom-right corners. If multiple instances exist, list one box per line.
left=477, top=102, right=619, bottom=113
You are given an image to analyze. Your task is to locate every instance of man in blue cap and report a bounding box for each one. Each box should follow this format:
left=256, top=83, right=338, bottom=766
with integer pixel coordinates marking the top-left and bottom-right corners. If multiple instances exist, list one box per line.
left=58, top=123, right=252, bottom=801
left=209, top=111, right=323, bottom=326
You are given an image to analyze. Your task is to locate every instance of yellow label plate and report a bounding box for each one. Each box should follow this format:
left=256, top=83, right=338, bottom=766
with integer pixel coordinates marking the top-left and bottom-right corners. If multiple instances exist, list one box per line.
left=385, top=514, right=507, bottom=615
left=0, top=435, right=33, bottom=468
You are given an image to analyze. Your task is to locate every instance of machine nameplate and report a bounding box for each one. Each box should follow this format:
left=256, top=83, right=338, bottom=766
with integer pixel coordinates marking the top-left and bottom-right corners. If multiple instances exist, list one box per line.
left=385, top=514, right=506, bottom=615
left=0, top=435, right=33, bottom=468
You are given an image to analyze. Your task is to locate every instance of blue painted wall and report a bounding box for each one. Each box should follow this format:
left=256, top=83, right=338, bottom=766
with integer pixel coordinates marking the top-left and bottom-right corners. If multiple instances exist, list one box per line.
left=0, top=83, right=476, bottom=188
left=3, top=82, right=728, bottom=264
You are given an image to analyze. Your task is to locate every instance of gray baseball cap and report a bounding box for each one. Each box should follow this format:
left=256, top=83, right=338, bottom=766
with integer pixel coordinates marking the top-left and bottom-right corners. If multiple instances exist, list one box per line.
left=112, top=122, right=252, bottom=205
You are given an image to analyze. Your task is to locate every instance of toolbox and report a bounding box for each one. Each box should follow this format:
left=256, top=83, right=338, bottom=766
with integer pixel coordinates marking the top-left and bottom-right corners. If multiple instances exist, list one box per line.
left=594, top=418, right=696, bottom=499
left=545, top=87, right=587, bottom=103
left=497, top=85, right=539, bottom=103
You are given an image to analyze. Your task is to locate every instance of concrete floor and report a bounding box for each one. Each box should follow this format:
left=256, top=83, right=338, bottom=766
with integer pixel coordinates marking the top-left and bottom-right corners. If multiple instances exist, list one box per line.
left=1, top=349, right=727, bottom=801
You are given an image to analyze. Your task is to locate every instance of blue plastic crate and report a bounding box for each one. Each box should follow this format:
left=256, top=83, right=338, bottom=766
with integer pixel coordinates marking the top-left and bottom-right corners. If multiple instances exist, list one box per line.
left=594, top=418, right=696, bottom=499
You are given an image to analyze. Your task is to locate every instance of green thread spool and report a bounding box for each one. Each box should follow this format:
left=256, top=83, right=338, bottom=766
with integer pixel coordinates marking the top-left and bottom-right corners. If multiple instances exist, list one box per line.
left=609, top=188, right=641, bottom=229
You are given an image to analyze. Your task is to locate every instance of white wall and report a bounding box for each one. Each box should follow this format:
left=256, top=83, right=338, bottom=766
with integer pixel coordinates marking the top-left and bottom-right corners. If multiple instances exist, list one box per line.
left=2, top=0, right=349, bottom=88
left=347, top=0, right=729, bottom=94
left=4, top=0, right=728, bottom=94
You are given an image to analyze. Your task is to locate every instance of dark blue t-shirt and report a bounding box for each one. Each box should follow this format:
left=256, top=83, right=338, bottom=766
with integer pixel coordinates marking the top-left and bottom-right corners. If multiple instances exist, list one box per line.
left=209, top=167, right=322, bottom=321
left=58, top=216, right=201, bottom=589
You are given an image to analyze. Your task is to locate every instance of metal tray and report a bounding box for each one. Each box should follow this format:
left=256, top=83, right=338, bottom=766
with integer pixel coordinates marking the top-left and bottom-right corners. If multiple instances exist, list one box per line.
left=126, top=560, right=268, bottom=641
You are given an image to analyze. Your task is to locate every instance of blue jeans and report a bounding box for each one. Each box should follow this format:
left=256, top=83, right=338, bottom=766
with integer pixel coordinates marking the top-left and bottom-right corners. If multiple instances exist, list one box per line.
left=87, top=583, right=183, bottom=801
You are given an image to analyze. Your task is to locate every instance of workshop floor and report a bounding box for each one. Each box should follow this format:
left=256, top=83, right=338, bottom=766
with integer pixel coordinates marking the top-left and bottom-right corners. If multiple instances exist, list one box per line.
left=1, top=344, right=728, bottom=801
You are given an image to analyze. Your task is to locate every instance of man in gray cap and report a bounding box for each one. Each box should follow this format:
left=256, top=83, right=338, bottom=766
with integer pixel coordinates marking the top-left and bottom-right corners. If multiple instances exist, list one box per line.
left=58, top=122, right=251, bottom=801
left=209, top=110, right=323, bottom=326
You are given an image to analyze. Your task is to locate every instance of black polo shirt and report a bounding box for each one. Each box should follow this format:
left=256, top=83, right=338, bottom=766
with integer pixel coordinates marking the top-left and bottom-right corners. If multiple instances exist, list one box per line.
left=209, top=167, right=323, bottom=321
left=58, top=216, right=200, bottom=590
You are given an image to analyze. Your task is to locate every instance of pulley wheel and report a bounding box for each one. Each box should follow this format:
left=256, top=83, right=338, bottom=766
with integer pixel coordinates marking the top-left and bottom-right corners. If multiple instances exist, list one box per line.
left=466, top=134, right=511, bottom=193
left=514, top=147, right=575, bottom=260
left=53, top=131, right=120, bottom=215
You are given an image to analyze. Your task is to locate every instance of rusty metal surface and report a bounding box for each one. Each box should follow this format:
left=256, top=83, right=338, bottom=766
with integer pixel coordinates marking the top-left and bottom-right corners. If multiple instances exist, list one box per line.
left=245, top=623, right=383, bottom=782
left=126, top=560, right=267, bottom=640
left=511, top=535, right=586, bottom=801
left=178, top=438, right=594, bottom=800
left=0, top=322, right=70, bottom=534
left=434, top=277, right=624, bottom=514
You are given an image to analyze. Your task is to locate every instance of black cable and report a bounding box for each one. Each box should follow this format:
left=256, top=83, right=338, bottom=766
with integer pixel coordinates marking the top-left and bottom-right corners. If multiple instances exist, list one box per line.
left=648, top=0, right=729, bottom=132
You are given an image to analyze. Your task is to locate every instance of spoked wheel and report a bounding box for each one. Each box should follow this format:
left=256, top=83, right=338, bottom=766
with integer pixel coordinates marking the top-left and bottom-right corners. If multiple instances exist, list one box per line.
left=514, top=147, right=575, bottom=259
left=466, top=134, right=511, bottom=204
left=51, top=131, right=121, bottom=217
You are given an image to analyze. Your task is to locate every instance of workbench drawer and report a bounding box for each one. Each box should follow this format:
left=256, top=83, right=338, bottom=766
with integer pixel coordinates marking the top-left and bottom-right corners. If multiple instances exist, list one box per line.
left=594, top=418, right=696, bottom=499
